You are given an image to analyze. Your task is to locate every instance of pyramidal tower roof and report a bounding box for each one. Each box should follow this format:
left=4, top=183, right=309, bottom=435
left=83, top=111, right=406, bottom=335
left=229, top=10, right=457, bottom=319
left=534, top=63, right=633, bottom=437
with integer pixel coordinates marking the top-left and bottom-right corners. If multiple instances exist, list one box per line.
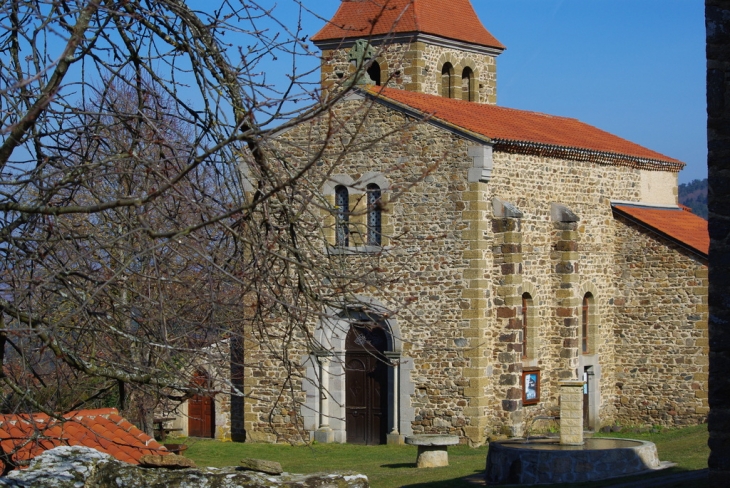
left=312, top=0, right=505, bottom=51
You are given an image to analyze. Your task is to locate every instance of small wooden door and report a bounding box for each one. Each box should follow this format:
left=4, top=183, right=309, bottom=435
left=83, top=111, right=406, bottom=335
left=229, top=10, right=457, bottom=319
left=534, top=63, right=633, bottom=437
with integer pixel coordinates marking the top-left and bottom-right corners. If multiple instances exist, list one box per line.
left=345, top=325, right=389, bottom=445
left=188, top=371, right=215, bottom=438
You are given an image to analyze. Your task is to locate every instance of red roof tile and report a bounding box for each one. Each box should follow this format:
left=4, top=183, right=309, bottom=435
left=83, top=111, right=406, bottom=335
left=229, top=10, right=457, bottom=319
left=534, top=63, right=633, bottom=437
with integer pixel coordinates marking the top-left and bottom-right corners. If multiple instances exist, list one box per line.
left=312, top=0, right=504, bottom=50
left=0, top=408, right=169, bottom=472
left=365, top=87, right=682, bottom=169
left=613, top=204, right=709, bottom=257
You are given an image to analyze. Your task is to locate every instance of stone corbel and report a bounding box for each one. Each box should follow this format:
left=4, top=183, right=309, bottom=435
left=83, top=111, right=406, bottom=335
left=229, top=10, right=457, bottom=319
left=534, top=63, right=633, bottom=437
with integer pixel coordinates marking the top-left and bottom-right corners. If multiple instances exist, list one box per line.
left=492, top=197, right=523, bottom=219
left=550, top=203, right=580, bottom=223
left=467, top=144, right=493, bottom=183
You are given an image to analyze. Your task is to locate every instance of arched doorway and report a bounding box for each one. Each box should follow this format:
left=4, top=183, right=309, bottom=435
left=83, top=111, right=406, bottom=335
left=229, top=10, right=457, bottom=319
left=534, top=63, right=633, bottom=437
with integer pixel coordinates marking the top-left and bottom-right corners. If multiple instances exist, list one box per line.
left=188, top=370, right=215, bottom=438
left=345, top=318, right=390, bottom=445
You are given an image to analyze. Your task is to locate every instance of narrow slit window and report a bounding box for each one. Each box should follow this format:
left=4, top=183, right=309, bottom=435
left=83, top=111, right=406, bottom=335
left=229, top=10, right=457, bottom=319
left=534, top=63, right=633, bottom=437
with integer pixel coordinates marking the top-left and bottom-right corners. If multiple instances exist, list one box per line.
left=335, top=185, right=349, bottom=247
left=366, top=184, right=381, bottom=246
left=582, top=293, right=593, bottom=354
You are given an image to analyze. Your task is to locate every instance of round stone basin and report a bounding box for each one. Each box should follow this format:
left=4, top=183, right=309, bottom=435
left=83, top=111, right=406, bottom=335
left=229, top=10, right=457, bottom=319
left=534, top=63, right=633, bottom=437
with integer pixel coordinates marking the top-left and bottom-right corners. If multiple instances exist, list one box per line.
left=500, top=437, right=642, bottom=450
left=486, top=437, right=670, bottom=485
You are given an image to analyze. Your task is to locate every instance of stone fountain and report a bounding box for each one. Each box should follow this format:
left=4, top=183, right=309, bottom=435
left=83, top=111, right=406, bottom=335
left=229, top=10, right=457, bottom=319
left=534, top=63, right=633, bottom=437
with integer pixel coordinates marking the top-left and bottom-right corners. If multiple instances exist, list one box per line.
left=485, top=381, right=673, bottom=485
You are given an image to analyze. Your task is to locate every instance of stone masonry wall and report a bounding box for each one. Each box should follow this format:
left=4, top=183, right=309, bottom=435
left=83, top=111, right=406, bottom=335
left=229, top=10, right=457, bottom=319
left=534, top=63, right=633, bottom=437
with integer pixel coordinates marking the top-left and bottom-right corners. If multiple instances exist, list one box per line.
left=320, top=41, right=497, bottom=103
left=484, top=152, right=643, bottom=431
left=244, top=99, right=482, bottom=442
left=612, top=215, right=709, bottom=426
left=240, top=95, right=705, bottom=444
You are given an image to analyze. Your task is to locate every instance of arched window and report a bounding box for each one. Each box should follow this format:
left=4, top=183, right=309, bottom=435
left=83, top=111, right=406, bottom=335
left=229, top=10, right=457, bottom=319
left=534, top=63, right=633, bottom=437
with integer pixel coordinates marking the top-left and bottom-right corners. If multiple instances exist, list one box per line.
left=582, top=293, right=593, bottom=354
left=461, top=67, right=473, bottom=101
left=441, top=63, right=454, bottom=98
left=335, top=185, right=349, bottom=247
left=522, top=293, right=531, bottom=359
left=366, top=184, right=381, bottom=246
left=367, top=60, right=381, bottom=86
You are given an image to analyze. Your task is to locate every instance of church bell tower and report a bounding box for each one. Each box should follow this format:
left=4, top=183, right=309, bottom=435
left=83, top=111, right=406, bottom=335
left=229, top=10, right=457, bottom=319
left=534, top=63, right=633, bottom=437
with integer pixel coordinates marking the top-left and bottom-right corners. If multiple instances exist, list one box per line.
left=312, top=0, right=505, bottom=104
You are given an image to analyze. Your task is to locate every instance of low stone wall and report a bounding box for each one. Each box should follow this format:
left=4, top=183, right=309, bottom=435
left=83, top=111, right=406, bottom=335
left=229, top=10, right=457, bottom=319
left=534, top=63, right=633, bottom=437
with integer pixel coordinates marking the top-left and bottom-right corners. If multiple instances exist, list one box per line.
left=0, top=446, right=369, bottom=488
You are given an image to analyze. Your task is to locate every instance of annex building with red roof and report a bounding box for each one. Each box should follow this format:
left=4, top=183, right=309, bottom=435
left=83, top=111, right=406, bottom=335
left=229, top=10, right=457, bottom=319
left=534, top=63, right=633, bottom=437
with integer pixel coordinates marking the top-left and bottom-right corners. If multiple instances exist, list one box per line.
left=0, top=408, right=168, bottom=472
left=183, top=0, right=709, bottom=447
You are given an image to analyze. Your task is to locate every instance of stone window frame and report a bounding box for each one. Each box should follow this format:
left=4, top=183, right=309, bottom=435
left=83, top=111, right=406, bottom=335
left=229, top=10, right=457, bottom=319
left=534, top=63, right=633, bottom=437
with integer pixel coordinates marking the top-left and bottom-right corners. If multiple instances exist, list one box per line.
left=458, top=59, right=479, bottom=102
left=520, top=282, right=540, bottom=364
left=437, top=54, right=480, bottom=102
left=323, top=172, right=392, bottom=252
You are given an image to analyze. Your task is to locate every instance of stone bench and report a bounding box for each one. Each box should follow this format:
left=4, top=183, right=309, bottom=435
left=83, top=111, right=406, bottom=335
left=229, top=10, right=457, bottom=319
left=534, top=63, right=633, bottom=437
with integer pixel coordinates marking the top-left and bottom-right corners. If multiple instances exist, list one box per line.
left=404, top=434, right=460, bottom=468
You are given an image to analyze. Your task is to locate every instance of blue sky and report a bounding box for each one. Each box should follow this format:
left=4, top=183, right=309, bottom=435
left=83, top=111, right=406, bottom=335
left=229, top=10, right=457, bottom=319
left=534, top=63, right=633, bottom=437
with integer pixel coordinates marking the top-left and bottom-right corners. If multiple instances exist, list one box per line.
left=287, top=0, right=706, bottom=183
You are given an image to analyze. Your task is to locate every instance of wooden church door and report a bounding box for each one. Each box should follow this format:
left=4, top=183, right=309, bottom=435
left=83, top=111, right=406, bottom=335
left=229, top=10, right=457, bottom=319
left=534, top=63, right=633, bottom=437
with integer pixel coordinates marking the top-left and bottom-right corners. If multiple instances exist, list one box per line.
left=188, top=370, right=215, bottom=438
left=345, top=324, right=389, bottom=445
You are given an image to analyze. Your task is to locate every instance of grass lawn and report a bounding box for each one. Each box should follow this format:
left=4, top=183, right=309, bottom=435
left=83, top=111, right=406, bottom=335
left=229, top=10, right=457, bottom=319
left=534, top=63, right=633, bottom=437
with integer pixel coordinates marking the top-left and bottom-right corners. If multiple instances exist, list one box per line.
left=177, top=424, right=709, bottom=487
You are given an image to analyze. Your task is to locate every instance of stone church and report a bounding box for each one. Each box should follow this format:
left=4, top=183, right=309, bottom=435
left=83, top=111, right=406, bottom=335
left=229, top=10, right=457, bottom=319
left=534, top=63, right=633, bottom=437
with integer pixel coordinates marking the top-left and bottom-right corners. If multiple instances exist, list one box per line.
left=167, top=0, right=709, bottom=446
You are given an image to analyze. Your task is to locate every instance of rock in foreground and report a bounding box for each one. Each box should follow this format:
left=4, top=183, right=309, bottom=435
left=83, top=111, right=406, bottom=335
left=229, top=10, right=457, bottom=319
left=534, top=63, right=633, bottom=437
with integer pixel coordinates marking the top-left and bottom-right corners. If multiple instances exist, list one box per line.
left=0, top=446, right=369, bottom=488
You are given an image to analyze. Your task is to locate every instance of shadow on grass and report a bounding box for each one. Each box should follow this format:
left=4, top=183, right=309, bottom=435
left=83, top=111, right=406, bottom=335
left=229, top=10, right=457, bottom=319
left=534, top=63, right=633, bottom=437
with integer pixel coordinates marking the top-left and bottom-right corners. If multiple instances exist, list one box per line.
left=398, top=468, right=711, bottom=488
left=399, top=471, right=484, bottom=488
left=380, top=463, right=417, bottom=469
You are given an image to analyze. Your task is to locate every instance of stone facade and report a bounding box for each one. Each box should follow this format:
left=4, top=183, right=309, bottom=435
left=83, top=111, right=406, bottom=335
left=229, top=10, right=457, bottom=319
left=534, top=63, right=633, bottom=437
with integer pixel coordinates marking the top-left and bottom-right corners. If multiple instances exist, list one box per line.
left=232, top=94, right=708, bottom=446
left=193, top=1, right=708, bottom=447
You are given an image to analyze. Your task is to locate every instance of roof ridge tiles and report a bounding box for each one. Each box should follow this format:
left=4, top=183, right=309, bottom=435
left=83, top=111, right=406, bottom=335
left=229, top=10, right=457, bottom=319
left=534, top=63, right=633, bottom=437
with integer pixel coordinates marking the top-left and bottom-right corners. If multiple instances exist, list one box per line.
left=363, top=86, right=683, bottom=170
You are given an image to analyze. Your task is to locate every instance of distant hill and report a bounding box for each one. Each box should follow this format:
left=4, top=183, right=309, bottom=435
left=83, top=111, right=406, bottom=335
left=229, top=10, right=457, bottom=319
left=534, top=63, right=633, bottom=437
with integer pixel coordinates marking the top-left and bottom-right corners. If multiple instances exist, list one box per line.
left=679, top=178, right=708, bottom=219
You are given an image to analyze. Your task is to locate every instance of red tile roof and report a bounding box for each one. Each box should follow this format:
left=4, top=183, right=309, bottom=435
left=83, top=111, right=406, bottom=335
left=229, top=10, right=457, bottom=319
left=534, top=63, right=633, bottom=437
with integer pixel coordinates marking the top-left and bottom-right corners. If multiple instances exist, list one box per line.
left=365, top=87, right=684, bottom=171
left=612, top=204, right=709, bottom=257
left=0, top=408, right=168, bottom=471
left=312, top=0, right=505, bottom=50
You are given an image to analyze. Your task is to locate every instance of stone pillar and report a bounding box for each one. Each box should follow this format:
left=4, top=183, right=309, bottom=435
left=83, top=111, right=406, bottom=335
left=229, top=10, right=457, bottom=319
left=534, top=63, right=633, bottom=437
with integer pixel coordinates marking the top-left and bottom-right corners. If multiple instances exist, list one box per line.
left=403, top=42, right=426, bottom=93
left=386, top=352, right=405, bottom=445
left=491, top=198, right=524, bottom=436
left=559, top=381, right=585, bottom=446
left=551, top=203, right=581, bottom=381
left=707, top=1, right=730, bottom=482
left=314, top=355, right=334, bottom=443
left=460, top=182, right=492, bottom=446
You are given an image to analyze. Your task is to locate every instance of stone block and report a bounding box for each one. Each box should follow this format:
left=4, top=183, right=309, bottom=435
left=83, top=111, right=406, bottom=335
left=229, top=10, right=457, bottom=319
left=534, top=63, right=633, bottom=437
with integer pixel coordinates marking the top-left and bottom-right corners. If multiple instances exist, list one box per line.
left=464, top=386, right=485, bottom=398
left=463, top=268, right=484, bottom=280
left=139, top=454, right=197, bottom=469
left=561, top=251, right=580, bottom=261
left=462, top=210, right=483, bottom=221
left=462, top=309, right=484, bottom=319
left=387, top=434, right=406, bottom=445
left=415, top=446, right=450, bottom=468
left=462, top=250, right=484, bottom=260
left=496, top=307, right=516, bottom=318
left=463, top=367, right=486, bottom=378
left=240, top=458, right=283, bottom=475
left=313, top=428, right=334, bottom=444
